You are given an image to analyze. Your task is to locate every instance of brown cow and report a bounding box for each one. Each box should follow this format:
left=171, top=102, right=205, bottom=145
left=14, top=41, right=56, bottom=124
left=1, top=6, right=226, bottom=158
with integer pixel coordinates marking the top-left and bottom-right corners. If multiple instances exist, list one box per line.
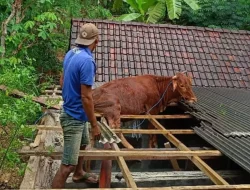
left=93, top=72, right=197, bottom=149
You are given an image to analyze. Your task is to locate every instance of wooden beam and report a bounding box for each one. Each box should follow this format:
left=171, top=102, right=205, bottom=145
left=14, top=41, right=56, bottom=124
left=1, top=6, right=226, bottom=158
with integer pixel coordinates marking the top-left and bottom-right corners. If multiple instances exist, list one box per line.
left=112, top=129, right=195, bottom=134
left=99, top=143, right=112, bottom=188
left=120, top=147, right=215, bottom=151
left=44, top=89, right=62, bottom=94
left=112, top=143, right=137, bottom=189
left=29, top=125, right=195, bottom=134
left=49, top=155, right=219, bottom=161
left=19, top=156, right=40, bottom=189
left=48, top=185, right=250, bottom=190
left=164, top=142, right=180, bottom=171
left=95, top=114, right=192, bottom=119
left=18, top=150, right=222, bottom=157
left=0, top=85, right=61, bottom=110
left=149, top=118, right=229, bottom=185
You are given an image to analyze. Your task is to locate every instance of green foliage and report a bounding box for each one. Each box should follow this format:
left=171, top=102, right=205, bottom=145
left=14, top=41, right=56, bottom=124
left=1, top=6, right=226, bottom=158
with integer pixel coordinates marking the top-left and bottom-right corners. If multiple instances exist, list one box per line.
left=85, top=5, right=113, bottom=19
left=0, top=65, right=39, bottom=95
left=0, top=0, right=114, bottom=183
left=117, top=13, right=142, bottom=22
left=175, top=0, right=250, bottom=30
left=147, top=1, right=166, bottom=23
left=0, top=92, right=41, bottom=173
left=116, top=0, right=199, bottom=23
left=166, top=0, right=182, bottom=20
left=115, top=0, right=161, bottom=23
left=112, top=0, right=128, bottom=14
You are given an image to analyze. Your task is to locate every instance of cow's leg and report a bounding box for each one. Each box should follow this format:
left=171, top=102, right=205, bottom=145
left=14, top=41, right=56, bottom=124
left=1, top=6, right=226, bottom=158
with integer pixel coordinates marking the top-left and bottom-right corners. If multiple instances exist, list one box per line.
left=148, top=123, right=158, bottom=148
left=114, top=118, right=134, bottom=149
left=106, top=117, right=134, bottom=149
left=152, top=134, right=158, bottom=148
left=149, top=135, right=157, bottom=148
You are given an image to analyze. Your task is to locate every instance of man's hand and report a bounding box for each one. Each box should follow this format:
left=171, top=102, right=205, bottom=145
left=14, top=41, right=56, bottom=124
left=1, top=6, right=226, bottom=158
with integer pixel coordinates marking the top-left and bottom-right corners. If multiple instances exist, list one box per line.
left=91, top=124, right=101, bottom=141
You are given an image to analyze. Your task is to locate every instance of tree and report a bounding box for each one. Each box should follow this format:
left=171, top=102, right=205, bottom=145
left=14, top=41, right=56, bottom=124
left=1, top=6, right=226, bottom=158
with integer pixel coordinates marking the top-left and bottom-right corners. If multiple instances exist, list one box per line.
left=115, top=0, right=200, bottom=23
left=175, top=0, right=250, bottom=30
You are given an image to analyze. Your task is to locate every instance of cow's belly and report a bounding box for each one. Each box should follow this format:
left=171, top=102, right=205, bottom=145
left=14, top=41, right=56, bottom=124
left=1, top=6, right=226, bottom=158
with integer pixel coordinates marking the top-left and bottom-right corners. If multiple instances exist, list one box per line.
left=119, top=94, right=148, bottom=115
left=120, top=103, right=146, bottom=115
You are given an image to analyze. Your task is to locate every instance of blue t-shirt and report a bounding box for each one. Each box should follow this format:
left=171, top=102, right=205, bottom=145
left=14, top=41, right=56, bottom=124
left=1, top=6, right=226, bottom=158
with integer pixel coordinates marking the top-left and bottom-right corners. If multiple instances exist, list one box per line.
left=62, top=46, right=96, bottom=121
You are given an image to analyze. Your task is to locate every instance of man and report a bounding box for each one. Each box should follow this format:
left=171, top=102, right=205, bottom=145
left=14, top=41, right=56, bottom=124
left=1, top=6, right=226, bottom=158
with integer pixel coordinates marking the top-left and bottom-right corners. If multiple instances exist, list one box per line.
left=52, top=23, right=101, bottom=188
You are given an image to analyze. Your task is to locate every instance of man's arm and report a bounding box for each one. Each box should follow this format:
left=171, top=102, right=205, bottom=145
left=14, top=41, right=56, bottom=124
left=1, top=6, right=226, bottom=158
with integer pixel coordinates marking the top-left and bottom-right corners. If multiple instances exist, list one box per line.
left=80, top=84, right=97, bottom=128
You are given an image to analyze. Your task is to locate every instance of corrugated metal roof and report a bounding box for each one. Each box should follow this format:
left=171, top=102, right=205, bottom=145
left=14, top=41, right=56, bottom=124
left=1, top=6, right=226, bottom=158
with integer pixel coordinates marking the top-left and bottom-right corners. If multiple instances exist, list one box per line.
left=70, top=18, right=250, bottom=89
left=181, top=87, right=250, bottom=173
left=181, top=87, right=250, bottom=137
left=194, top=127, right=250, bottom=173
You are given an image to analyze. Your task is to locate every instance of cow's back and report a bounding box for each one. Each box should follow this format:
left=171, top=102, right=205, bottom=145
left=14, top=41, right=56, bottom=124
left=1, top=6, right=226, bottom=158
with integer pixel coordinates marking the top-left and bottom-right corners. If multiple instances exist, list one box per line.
left=93, top=75, right=161, bottom=114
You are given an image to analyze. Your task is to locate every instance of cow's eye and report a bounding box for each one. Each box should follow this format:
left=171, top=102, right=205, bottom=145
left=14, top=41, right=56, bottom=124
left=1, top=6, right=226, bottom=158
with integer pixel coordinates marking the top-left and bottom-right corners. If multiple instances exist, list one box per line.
left=180, top=84, right=185, bottom=88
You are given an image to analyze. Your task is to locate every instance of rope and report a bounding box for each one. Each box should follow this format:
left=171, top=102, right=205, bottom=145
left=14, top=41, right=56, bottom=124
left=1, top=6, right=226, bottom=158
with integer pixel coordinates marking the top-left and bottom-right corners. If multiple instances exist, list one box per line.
left=31, top=112, right=49, bottom=141
left=131, top=80, right=174, bottom=129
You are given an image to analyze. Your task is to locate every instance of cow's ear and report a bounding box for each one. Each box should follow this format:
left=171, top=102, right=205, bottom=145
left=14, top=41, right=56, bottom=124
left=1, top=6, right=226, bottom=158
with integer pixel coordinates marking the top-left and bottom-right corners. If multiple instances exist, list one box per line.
left=189, top=77, right=192, bottom=84
left=172, top=76, right=178, bottom=91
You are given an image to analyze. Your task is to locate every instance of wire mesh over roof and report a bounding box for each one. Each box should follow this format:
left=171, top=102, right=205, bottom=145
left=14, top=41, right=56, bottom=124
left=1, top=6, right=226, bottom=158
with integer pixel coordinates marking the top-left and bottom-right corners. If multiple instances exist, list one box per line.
left=69, top=18, right=250, bottom=89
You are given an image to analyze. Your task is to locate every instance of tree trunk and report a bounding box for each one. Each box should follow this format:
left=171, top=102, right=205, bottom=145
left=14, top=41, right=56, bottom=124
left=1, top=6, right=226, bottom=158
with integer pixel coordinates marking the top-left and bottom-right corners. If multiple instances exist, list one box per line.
left=1, top=0, right=22, bottom=58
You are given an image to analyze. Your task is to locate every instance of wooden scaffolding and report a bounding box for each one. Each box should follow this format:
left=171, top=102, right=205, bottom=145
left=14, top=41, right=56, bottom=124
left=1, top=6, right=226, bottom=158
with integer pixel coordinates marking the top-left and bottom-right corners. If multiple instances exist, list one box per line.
left=18, top=86, right=250, bottom=190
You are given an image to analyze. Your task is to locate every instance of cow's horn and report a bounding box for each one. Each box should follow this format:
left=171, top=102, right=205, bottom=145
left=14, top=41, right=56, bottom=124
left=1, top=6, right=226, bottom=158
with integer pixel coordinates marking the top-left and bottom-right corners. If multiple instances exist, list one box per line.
left=182, top=70, right=188, bottom=74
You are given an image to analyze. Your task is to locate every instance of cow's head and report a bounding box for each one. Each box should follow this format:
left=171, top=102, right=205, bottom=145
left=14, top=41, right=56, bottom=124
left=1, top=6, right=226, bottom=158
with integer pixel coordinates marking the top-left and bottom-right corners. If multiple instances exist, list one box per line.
left=172, top=72, right=197, bottom=103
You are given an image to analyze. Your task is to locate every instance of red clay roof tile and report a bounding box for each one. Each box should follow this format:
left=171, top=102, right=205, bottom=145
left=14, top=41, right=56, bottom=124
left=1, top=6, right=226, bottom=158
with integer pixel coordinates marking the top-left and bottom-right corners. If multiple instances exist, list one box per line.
left=70, top=19, right=250, bottom=89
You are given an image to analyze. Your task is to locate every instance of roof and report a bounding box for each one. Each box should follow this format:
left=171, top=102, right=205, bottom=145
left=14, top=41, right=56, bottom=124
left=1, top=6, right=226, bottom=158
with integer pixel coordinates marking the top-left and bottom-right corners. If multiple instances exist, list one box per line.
left=180, top=87, right=250, bottom=173
left=70, top=19, right=250, bottom=173
left=70, top=18, right=250, bottom=89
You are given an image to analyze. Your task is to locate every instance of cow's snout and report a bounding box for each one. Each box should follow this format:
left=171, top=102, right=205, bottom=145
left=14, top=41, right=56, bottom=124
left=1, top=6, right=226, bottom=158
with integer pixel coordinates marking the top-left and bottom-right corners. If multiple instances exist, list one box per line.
left=187, top=97, right=197, bottom=104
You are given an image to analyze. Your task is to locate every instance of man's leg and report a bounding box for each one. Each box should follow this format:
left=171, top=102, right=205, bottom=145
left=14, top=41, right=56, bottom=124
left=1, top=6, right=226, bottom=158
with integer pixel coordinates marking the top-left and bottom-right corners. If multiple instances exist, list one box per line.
left=72, top=123, right=98, bottom=183
left=72, top=145, right=86, bottom=179
left=51, top=111, right=84, bottom=188
left=52, top=164, right=75, bottom=188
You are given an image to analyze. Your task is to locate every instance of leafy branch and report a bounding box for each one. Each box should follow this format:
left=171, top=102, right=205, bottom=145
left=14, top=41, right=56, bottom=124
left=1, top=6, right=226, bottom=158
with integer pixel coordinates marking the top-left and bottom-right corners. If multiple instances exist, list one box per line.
left=1, top=0, right=19, bottom=58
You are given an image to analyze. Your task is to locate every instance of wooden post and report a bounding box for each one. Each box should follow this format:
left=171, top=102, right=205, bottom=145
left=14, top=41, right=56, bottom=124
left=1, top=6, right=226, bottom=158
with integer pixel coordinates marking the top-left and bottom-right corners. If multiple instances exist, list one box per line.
left=99, top=143, right=112, bottom=188
left=112, top=143, right=137, bottom=189
left=164, top=142, right=181, bottom=171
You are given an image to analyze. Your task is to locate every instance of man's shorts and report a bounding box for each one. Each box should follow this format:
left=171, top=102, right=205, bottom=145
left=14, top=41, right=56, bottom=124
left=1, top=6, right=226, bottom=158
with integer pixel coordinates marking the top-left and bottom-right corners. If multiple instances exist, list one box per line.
left=60, top=109, right=90, bottom=165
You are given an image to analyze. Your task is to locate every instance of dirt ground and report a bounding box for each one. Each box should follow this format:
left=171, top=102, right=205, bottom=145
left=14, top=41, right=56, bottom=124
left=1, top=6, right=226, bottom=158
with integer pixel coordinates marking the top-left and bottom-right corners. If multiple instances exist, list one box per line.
left=0, top=169, right=23, bottom=189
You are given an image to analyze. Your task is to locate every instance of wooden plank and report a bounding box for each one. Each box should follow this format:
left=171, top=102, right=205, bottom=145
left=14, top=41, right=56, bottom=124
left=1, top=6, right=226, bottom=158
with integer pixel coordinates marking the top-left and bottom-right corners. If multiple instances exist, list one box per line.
left=29, top=125, right=195, bottom=134
left=120, top=147, right=215, bottom=151
left=99, top=143, right=112, bottom=188
left=95, top=114, right=192, bottom=119
left=49, top=155, right=219, bottom=161
left=19, top=156, right=40, bottom=189
left=48, top=185, right=250, bottom=190
left=0, top=85, right=61, bottom=110
left=113, top=129, right=194, bottom=134
left=112, top=143, right=137, bottom=189
left=44, top=89, right=62, bottom=93
left=164, top=142, right=180, bottom=171
left=149, top=118, right=229, bottom=185
left=138, top=186, right=250, bottom=190
left=18, top=149, right=222, bottom=157
left=33, top=110, right=62, bottom=188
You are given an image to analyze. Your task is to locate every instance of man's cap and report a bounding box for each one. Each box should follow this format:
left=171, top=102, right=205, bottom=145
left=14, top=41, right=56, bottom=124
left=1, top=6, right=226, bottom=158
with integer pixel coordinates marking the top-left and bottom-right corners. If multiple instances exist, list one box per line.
left=75, top=23, right=99, bottom=46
